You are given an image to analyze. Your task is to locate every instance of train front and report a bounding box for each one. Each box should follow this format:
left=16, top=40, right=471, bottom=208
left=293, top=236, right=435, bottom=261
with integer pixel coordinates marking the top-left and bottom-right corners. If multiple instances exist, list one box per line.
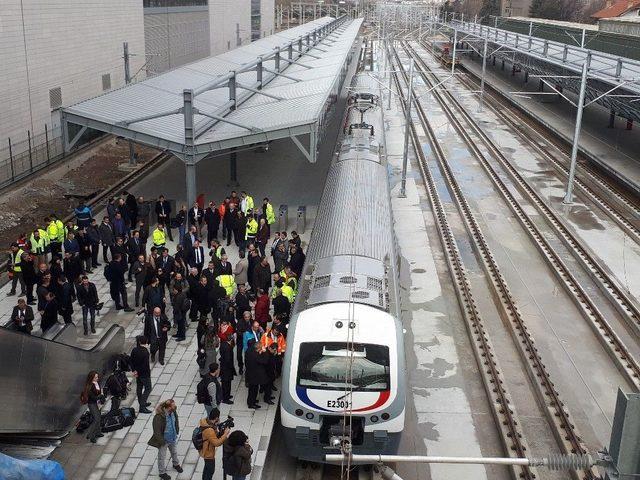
left=280, top=256, right=405, bottom=463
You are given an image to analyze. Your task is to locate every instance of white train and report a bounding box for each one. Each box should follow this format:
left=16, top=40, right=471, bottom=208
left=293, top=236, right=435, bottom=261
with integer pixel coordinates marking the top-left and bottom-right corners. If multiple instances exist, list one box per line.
left=280, top=74, right=405, bottom=462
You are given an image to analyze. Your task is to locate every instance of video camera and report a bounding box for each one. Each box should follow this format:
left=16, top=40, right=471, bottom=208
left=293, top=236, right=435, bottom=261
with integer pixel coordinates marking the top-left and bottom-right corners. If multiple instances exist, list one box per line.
left=216, top=416, right=234, bottom=437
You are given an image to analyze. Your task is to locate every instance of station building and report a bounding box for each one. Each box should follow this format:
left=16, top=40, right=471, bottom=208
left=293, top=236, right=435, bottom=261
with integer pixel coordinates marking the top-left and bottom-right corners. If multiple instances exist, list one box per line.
left=0, top=0, right=275, bottom=159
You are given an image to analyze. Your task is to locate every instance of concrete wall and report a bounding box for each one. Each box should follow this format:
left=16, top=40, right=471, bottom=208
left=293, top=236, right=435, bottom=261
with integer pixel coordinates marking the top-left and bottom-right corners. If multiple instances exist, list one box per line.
left=0, top=0, right=146, bottom=150
left=209, top=0, right=252, bottom=54
left=599, top=17, right=640, bottom=35
left=261, top=0, right=275, bottom=37
left=144, top=6, right=211, bottom=74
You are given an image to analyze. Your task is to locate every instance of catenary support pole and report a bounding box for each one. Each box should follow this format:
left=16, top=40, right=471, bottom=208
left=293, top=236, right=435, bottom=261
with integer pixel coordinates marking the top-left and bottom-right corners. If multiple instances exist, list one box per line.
left=563, top=58, right=590, bottom=204
left=123, top=42, right=136, bottom=166
left=451, top=29, right=458, bottom=75
left=400, top=58, right=415, bottom=198
left=478, top=38, right=488, bottom=112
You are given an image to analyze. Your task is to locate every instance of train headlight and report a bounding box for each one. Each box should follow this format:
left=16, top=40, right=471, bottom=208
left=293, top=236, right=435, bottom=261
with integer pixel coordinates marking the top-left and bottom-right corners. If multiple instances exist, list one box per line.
left=295, top=409, right=303, bottom=416
left=370, top=415, right=379, bottom=423
left=335, top=321, right=343, bottom=328
left=305, top=412, right=315, bottom=420
left=381, top=413, right=390, bottom=420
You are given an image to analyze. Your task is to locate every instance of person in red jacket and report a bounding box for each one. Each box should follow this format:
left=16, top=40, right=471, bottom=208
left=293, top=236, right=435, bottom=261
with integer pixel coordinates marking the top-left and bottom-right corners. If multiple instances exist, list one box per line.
left=254, top=288, right=270, bottom=330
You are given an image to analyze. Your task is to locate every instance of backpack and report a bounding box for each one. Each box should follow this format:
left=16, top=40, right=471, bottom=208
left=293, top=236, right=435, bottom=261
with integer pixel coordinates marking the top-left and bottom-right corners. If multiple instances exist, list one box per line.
left=192, top=425, right=211, bottom=451
left=196, top=376, right=213, bottom=404
left=103, top=263, right=113, bottom=282
left=105, top=371, right=129, bottom=399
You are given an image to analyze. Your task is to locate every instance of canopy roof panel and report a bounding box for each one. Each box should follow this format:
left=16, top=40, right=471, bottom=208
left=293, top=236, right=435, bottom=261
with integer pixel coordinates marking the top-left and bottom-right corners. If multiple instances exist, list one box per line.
left=63, top=16, right=363, bottom=158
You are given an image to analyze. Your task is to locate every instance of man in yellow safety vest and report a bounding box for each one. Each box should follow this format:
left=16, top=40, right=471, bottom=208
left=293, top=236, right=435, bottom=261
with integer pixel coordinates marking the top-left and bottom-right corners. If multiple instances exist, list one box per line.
left=240, top=191, right=254, bottom=215
left=245, top=213, right=258, bottom=245
left=8, top=243, right=26, bottom=296
left=216, top=274, right=236, bottom=297
left=153, top=224, right=167, bottom=252
left=262, top=197, right=275, bottom=236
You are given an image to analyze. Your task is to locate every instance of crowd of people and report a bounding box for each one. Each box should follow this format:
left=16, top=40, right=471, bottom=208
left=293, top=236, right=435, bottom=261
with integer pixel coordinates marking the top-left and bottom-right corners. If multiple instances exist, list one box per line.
left=10, top=189, right=306, bottom=480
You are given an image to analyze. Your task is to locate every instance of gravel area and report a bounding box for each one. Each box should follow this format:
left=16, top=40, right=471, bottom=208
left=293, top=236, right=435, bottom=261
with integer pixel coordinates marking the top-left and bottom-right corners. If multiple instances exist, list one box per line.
left=0, top=138, right=159, bottom=264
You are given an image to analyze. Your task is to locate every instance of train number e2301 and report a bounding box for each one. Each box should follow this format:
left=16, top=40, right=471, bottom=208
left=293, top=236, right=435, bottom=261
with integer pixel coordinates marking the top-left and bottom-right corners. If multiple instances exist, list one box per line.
left=326, top=399, right=351, bottom=409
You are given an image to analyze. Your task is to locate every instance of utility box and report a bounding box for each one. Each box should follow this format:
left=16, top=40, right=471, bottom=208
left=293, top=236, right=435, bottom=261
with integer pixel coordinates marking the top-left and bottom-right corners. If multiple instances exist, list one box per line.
left=278, top=204, right=288, bottom=232
left=607, top=389, right=640, bottom=479
left=297, top=206, right=307, bottom=234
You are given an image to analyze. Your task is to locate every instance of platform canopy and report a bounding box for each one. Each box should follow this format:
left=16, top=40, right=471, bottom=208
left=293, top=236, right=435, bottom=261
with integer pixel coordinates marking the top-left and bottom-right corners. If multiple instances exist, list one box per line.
left=62, top=15, right=363, bottom=177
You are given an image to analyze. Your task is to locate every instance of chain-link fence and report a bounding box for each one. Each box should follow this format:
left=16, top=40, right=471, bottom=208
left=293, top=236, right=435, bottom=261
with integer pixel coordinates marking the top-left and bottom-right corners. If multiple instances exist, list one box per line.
left=0, top=125, right=103, bottom=190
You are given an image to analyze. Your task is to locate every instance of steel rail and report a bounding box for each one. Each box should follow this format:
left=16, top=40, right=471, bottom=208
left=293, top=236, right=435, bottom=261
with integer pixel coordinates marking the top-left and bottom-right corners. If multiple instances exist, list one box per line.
left=405, top=41, right=640, bottom=366
left=452, top=53, right=640, bottom=242
left=386, top=43, right=535, bottom=480
left=391, top=44, right=597, bottom=480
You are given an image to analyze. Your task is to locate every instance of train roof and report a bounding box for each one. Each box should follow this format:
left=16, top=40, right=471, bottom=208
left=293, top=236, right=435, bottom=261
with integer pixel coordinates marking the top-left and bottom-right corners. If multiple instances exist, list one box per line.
left=292, top=303, right=399, bottom=346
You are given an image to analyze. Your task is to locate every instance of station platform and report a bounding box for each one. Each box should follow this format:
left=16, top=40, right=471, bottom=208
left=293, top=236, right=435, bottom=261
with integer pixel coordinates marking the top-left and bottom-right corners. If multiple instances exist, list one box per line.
left=0, top=40, right=355, bottom=476
left=455, top=51, right=640, bottom=196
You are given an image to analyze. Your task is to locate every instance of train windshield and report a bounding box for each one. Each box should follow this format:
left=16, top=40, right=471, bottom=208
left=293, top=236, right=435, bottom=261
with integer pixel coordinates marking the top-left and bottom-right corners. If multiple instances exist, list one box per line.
left=297, top=342, right=390, bottom=391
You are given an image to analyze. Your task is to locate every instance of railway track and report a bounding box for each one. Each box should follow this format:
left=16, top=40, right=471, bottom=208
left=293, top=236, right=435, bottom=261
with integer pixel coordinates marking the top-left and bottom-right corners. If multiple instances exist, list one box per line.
left=450, top=48, right=640, bottom=243
left=402, top=41, right=640, bottom=390
left=387, top=43, right=598, bottom=480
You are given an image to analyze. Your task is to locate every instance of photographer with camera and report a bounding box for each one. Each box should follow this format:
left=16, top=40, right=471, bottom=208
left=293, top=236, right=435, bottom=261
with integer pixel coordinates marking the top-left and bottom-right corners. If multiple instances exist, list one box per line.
left=195, top=408, right=231, bottom=480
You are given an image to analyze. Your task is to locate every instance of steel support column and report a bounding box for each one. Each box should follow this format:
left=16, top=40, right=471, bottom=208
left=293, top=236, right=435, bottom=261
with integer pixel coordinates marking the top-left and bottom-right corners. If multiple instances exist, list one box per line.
left=563, top=58, right=590, bottom=204
left=183, top=89, right=197, bottom=206
left=124, top=41, right=136, bottom=166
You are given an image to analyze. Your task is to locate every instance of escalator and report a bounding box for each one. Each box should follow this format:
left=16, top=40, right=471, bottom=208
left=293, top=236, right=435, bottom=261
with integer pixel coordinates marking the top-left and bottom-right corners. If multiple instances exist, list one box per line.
left=0, top=322, right=125, bottom=439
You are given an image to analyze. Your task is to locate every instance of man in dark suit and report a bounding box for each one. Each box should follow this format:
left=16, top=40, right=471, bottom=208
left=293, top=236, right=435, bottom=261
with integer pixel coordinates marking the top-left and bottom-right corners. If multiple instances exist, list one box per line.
left=127, top=230, right=144, bottom=281
left=202, top=261, right=217, bottom=287
left=155, top=195, right=173, bottom=241
left=144, top=307, right=171, bottom=365
left=187, top=239, right=205, bottom=274
left=41, top=292, right=59, bottom=334
left=107, top=254, right=134, bottom=312
left=76, top=275, right=99, bottom=335
left=204, top=202, right=221, bottom=246
left=215, top=253, right=233, bottom=277
left=188, top=201, right=204, bottom=237
left=158, top=249, right=175, bottom=293
left=11, top=298, right=34, bottom=334
left=57, top=275, right=75, bottom=324
left=181, top=225, right=197, bottom=254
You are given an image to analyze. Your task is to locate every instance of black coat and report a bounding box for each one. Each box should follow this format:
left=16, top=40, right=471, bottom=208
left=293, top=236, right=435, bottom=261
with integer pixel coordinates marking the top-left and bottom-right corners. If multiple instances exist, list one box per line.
left=187, top=246, right=205, bottom=271
left=77, top=282, right=99, bottom=308
left=108, top=260, right=127, bottom=285
left=155, top=200, right=172, bottom=218
left=128, top=237, right=144, bottom=262
left=234, top=292, right=251, bottom=320
left=219, top=341, right=236, bottom=381
left=215, top=261, right=233, bottom=277
left=130, top=345, right=151, bottom=378
left=252, top=264, right=272, bottom=292
left=288, top=251, right=306, bottom=277
left=188, top=207, right=203, bottom=225
left=144, top=313, right=171, bottom=344
left=244, top=348, right=270, bottom=386
left=204, top=208, right=220, bottom=228
left=193, top=283, right=211, bottom=307
left=272, top=294, right=291, bottom=317
left=41, top=299, right=59, bottom=332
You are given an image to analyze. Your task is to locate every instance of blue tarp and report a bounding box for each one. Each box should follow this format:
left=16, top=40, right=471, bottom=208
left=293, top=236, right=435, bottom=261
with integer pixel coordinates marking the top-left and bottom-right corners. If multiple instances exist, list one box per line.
left=0, top=453, right=64, bottom=480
